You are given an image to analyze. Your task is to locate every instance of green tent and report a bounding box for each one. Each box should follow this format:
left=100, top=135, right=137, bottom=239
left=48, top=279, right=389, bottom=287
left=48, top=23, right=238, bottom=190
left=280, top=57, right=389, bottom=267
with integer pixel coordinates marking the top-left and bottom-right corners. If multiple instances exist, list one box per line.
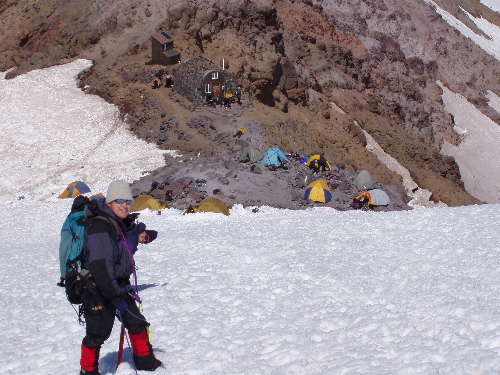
left=238, top=147, right=263, bottom=163
left=354, top=170, right=375, bottom=190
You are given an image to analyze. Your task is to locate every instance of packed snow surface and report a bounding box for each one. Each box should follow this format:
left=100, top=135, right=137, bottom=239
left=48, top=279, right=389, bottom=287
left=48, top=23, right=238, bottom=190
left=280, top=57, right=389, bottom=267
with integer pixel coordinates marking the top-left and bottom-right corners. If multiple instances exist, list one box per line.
left=0, top=59, right=168, bottom=202
left=0, top=201, right=499, bottom=375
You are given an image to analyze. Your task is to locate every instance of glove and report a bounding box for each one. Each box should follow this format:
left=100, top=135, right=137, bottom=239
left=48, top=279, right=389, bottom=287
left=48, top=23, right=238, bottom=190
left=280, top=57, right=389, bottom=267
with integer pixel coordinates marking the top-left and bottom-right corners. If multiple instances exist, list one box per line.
left=115, top=299, right=128, bottom=316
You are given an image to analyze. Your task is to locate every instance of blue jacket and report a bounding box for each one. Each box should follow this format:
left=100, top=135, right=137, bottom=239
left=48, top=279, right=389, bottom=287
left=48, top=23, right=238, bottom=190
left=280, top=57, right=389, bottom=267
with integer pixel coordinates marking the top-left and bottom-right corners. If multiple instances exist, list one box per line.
left=82, top=199, right=143, bottom=305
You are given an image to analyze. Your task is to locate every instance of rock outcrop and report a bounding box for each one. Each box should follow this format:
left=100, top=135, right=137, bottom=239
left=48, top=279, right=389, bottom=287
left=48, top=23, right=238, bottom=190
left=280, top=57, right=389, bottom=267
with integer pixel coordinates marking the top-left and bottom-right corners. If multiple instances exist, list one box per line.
left=1, top=0, right=494, bottom=207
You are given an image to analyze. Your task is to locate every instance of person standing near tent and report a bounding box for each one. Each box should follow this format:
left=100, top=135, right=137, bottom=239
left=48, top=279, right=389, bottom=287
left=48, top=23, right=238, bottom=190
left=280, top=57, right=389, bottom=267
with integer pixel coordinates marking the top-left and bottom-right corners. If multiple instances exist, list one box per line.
left=79, top=180, right=162, bottom=375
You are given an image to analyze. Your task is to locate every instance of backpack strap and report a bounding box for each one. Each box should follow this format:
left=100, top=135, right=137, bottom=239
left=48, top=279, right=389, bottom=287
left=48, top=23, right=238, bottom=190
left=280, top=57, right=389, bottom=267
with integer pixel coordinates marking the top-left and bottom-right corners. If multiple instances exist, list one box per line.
left=92, top=215, right=121, bottom=243
left=79, top=200, right=121, bottom=243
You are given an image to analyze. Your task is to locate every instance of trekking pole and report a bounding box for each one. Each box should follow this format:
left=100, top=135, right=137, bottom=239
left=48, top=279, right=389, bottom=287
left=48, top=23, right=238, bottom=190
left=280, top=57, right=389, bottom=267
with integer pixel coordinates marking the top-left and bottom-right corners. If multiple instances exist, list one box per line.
left=124, top=329, right=140, bottom=375
left=116, top=325, right=125, bottom=369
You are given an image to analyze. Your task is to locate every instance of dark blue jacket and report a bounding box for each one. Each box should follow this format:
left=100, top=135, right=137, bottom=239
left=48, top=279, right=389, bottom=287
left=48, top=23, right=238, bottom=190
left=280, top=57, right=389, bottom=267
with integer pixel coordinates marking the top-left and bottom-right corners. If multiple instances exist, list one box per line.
left=83, top=199, right=143, bottom=305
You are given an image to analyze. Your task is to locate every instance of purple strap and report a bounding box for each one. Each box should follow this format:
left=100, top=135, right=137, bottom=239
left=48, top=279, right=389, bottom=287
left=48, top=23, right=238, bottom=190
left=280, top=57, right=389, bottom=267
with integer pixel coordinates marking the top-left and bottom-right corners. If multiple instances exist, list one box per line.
left=119, top=229, right=142, bottom=304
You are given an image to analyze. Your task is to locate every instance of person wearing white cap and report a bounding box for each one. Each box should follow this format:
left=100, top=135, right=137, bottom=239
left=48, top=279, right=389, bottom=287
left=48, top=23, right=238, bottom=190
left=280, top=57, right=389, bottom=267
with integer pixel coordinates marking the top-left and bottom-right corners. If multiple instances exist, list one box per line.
left=78, top=180, right=162, bottom=374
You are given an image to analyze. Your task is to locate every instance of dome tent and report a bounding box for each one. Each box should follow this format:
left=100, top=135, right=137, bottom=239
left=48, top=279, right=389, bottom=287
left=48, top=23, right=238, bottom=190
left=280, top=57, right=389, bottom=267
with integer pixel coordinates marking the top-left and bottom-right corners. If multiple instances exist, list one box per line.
left=304, top=180, right=332, bottom=203
left=184, top=197, right=230, bottom=216
left=238, top=147, right=263, bottom=163
left=354, top=170, right=375, bottom=190
left=306, top=154, right=331, bottom=171
left=58, top=181, right=91, bottom=199
left=130, top=195, right=167, bottom=212
left=261, top=147, right=290, bottom=168
left=354, top=189, right=390, bottom=207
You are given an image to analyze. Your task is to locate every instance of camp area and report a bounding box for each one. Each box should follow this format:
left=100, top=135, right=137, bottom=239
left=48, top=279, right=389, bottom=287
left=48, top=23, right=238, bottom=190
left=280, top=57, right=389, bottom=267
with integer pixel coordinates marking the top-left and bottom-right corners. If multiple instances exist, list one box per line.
left=128, top=145, right=411, bottom=212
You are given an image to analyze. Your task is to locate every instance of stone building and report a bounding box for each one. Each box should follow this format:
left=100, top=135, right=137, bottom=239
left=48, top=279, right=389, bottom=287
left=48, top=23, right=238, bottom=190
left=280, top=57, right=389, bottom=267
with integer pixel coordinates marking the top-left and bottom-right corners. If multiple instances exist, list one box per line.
left=173, top=57, right=226, bottom=106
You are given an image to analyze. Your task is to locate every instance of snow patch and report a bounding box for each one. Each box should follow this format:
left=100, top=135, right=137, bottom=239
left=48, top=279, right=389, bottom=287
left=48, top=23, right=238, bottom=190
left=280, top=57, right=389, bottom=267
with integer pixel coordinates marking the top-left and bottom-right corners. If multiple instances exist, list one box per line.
left=438, top=81, right=500, bottom=203
left=422, top=0, right=500, bottom=60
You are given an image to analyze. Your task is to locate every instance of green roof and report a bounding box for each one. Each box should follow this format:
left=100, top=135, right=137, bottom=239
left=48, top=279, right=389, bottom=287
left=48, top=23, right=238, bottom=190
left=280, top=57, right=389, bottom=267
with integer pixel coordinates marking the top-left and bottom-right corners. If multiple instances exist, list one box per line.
left=163, top=49, right=180, bottom=58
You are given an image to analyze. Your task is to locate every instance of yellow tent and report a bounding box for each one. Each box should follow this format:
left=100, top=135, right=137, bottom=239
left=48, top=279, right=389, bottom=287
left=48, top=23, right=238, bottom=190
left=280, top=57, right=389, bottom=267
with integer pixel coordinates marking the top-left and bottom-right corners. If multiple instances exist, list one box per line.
left=130, top=195, right=167, bottom=212
left=58, top=181, right=91, bottom=199
left=304, top=180, right=332, bottom=203
left=184, top=197, right=230, bottom=216
left=307, top=180, right=329, bottom=190
left=306, top=155, right=331, bottom=171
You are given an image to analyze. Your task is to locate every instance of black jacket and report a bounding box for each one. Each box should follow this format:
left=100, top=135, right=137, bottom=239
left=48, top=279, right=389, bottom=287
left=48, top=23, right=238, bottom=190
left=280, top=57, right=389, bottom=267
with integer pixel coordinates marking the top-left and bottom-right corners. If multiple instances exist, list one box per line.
left=83, top=199, right=142, bottom=305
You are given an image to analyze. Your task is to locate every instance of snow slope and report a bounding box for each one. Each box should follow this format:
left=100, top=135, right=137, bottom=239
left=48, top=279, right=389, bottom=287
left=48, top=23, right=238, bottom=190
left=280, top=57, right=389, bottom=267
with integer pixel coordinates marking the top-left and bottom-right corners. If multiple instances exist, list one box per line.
left=0, top=200, right=498, bottom=374
left=439, top=82, right=500, bottom=204
left=0, top=59, right=167, bottom=202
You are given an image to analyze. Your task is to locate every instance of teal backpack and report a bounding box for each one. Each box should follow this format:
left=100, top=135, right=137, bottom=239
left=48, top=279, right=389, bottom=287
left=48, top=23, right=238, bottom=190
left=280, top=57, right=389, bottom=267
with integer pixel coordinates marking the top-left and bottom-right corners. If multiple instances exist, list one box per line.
left=58, top=195, right=100, bottom=304
left=58, top=195, right=89, bottom=284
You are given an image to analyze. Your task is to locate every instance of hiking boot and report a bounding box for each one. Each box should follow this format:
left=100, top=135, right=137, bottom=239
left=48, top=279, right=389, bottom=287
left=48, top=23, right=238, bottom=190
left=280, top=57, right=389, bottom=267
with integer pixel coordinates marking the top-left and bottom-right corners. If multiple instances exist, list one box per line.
left=134, top=353, right=163, bottom=371
left=80, top=369, right=101, bottom=375
left=129, top=330, right=163, bottom=371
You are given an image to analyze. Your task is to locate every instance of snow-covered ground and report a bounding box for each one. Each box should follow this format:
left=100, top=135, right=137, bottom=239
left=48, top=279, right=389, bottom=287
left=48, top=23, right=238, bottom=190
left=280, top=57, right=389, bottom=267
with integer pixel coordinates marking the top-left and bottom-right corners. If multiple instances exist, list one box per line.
left=0, top=199, right=499, bottom=375
left=439, top=82, right=500, bottom=204
left=0, top=59, right=168, bottom=202
left=482, top=0, right=500, bottom=14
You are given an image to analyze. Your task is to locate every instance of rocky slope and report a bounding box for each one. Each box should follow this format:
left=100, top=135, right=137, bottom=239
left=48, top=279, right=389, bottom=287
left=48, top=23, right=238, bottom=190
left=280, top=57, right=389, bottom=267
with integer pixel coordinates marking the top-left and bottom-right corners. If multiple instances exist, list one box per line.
left=1, top=0, right=497, bottom=208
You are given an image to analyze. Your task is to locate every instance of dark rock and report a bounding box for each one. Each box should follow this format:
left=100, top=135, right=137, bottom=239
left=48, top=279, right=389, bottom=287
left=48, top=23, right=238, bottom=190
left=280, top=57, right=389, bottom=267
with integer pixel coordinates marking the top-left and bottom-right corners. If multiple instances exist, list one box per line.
left=218, top=176, right=230, bottom=185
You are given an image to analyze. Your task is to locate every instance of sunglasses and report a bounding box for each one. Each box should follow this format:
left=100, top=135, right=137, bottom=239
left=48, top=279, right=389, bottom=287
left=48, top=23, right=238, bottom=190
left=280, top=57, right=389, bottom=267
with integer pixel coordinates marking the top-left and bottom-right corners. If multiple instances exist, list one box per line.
left=114, top=199, right=133, bottom=205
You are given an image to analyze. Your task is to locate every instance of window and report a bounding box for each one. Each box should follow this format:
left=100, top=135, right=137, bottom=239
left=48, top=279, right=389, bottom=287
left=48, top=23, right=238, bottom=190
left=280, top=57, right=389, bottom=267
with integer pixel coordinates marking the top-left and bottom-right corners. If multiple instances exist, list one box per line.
left=212, top=72, right=218, bottom=80
left=162, top=43, right=168, bottom=51
left=205, top=84, right=212, bottom=93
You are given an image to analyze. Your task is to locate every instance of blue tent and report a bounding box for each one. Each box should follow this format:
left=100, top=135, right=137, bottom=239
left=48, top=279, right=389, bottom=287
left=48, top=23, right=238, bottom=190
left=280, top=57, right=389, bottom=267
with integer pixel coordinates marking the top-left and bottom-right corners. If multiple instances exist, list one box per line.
left=261, top=147, right=290, bottom=168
